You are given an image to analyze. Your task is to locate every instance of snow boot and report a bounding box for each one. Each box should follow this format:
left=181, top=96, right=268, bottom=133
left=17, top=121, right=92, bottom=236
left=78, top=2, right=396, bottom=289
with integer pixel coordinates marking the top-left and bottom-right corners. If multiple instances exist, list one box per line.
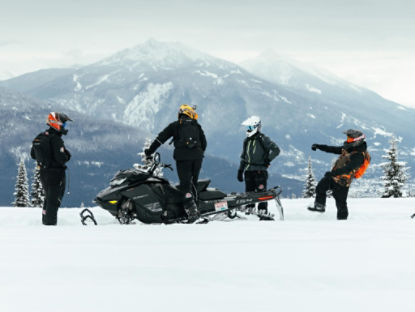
left=307, top=203, right=325, bottom=213
left=183, top=195, right=200, bottom=223
left=258, top=208, right=274, bottom=221
left=244, top=205, right=255, bottom=215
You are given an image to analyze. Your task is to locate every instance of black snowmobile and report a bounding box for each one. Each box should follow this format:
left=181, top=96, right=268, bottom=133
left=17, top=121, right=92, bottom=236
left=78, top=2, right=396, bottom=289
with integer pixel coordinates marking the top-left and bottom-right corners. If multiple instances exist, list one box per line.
left=95, top=153, right=284, bottom=224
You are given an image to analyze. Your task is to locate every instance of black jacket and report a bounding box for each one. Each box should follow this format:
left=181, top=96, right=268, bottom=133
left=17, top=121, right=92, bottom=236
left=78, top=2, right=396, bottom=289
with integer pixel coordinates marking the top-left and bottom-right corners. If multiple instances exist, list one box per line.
left=148, top=118, right=207, bottom=161
left=31, top=128, right=70, bottom=169
left=239, top=132, right=280, bottom=171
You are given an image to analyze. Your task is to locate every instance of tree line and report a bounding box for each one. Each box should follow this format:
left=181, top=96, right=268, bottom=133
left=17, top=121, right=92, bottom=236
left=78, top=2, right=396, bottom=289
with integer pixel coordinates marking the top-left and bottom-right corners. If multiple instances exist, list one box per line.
left=13, top=137, right=411, bottom=207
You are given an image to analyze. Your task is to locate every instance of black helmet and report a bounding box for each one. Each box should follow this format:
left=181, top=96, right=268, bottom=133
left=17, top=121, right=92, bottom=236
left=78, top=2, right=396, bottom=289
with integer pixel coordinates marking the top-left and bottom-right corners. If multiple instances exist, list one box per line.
left=343, top=129, right=365, bottom=150
left=47, top=112, right=73, bottom=135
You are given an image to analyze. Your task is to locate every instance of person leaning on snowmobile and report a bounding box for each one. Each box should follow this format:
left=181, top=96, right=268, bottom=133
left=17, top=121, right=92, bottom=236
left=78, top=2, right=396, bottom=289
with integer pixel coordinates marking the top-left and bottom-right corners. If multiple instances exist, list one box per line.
left=30, top=112, right=72, bottom=225
left=237, top=116, right=280, bottom=217
left=308, top=129, right=368, bottom=220
left=144, top=104, right=207, bottom=223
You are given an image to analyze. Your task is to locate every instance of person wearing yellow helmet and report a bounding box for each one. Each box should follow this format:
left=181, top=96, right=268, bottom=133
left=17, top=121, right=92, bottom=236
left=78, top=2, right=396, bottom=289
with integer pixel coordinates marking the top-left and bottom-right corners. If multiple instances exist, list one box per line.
left=145, top=104, right=207, bottom=223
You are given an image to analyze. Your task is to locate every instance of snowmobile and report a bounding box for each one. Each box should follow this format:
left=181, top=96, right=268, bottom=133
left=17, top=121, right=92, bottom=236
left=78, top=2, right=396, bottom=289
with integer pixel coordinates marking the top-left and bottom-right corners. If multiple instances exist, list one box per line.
left=95, top=153, right=284, bottom=224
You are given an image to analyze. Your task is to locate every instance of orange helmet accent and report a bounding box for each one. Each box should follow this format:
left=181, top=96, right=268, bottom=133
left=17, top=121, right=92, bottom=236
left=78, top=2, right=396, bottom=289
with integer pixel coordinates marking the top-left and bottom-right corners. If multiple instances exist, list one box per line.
left=46, top=112, right=72, bottom=133
left=47, top=112, right=62, bottom=131
left=178, top=104, right=198, bottom=120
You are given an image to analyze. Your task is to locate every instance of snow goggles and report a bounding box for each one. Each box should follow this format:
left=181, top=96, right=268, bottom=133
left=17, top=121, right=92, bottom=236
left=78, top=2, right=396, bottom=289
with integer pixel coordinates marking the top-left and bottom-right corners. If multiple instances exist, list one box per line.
left=247, top=125, right=256, bottom=132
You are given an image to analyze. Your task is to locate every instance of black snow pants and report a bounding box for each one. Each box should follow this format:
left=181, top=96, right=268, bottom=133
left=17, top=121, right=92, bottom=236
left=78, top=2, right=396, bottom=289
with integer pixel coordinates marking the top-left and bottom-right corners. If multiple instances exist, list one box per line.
left=40, top=168, right=66, bottom=225
left=315, top=175, right=349, bottom=220
left=176, top=159, right=203, bottom=197
left=245, top=170, right=268, bottom=213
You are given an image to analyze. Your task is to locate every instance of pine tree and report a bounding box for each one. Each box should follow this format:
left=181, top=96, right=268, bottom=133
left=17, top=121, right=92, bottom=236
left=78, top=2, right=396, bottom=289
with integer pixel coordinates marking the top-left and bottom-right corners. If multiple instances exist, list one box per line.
left=303, top=157, right=316, bottom=198
left=133, top=138, right=163, bottom=177
left=13, top=159, right=31, bottom=207
left=30, top=163, right=45, bottom=207
left=381, top=137, right=408, bottom=198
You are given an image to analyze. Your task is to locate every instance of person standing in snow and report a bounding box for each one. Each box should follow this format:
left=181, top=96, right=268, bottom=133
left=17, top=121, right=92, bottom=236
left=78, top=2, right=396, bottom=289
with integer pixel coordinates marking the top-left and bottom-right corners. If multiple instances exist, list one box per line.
left=145, top=104, right=207, bottom=223
left=31, top=112, right=72, bottom=225
left=237, top=116, right=280, bottom=217
left=308, top=129, right=369, bottom=220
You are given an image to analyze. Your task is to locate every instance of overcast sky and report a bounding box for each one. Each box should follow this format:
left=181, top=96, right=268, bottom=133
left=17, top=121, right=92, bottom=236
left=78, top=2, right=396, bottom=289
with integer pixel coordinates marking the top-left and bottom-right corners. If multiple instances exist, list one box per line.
left=1, top=0, right=414, bottom=107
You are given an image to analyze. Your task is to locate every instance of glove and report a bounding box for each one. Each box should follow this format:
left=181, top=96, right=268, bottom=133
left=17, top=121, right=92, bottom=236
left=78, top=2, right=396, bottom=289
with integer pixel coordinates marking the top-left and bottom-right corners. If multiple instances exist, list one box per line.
left=237, top=169, right=244, bottom=182
left=144, top=148, right=152, bottom=157
left=264, top=158, right=270, bottom=168
left=311, top=144, right=320, bottom=151
left=324, top=171, right=333, bottom=178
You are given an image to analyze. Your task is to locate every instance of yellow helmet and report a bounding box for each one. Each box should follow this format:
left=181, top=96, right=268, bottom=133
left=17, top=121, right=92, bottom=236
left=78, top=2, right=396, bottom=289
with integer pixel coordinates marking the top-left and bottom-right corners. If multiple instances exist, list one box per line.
left=178, top=104, right=198, bottom=120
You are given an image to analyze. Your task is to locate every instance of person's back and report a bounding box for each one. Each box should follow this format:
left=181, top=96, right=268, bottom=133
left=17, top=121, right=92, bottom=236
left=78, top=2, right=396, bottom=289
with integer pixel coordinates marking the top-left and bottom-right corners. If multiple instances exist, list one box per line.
left=145, top=105, right=206, bottom=223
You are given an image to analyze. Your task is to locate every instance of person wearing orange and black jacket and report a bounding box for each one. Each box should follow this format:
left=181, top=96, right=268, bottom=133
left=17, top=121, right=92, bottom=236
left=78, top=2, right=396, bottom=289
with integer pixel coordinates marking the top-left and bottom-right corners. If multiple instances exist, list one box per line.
left=145, top=105, right=207, bottom=223
left=308, top=129, right=367, bottom=220
left=31, top=112, right=72, bottom=225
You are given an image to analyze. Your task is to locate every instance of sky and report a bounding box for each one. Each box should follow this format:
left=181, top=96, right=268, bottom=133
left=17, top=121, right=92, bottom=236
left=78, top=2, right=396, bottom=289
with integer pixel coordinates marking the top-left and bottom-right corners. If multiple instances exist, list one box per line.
left=0, top=0, right=414, bottom=107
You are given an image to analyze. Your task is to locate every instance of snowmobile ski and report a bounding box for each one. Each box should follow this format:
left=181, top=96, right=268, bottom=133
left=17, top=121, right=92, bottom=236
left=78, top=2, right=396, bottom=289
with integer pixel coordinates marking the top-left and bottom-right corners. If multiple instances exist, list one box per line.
left=80, top=208, right=98, bottom=225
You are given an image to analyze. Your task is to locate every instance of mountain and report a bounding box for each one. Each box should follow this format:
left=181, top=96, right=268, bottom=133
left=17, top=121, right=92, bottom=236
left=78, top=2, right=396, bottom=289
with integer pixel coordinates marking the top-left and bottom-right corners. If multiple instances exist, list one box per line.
left=1, top=39, right=414, bottom=197
left=0, top=85, right=300, bottom=205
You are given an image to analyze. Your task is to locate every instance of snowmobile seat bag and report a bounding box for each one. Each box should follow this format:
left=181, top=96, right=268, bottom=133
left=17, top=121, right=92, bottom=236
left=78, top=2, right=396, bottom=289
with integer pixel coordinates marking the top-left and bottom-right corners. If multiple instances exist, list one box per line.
left=195, top=179, right=211, bottom=192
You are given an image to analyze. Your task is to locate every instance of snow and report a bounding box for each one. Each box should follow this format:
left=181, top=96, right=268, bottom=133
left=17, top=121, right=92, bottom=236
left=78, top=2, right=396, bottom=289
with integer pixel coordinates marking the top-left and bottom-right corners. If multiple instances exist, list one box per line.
left=372, top=127, right=394, bottom=138
left=123, top=82, right=173, bottom=130
left=85, top=74, right=109, bottom=90
left=1, top=198, right=414, bottom=312
left=73, top=74, right=82, bottom=92
left=305, top=83, right=322, bottom=94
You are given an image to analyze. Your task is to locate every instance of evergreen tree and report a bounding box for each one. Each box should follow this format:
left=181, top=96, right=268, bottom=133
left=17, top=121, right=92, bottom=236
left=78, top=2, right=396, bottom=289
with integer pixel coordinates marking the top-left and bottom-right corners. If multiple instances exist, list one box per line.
left=133, top=138, right=163, bottom=177
left=13, top=159, right=31, bottom=207
left=381, top=137, right=408, bottom=198
left=303, top=157, right=316, bottom=198
left=30, top=163, right=45, bottom=207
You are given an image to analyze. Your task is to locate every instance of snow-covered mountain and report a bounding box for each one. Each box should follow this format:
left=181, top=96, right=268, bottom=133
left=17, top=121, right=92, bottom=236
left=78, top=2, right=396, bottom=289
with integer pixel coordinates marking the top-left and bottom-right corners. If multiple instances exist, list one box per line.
left=1, top=39, right=414, bottom=196
left=0, top=85, right=301, bottom=205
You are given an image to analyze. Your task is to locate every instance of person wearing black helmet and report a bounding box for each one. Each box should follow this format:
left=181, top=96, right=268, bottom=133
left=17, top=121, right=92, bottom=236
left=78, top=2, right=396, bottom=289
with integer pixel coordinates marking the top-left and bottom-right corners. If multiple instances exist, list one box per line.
left=308, top=129, right=368, bottom=220
left=31, top=112, right=72, bottom=225
left=144, top=104, right=207, bottom=223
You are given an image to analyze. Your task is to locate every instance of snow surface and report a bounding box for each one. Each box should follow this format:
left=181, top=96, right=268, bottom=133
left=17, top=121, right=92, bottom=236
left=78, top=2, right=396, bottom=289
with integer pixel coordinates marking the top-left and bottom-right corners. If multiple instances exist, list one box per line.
left=1, top=198, right=415, bottom=312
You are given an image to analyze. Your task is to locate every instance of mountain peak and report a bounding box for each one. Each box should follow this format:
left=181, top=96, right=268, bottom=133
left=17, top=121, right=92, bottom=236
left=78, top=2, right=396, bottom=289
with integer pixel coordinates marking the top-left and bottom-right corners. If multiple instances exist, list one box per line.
left=98, top=39, right=214, bottom=69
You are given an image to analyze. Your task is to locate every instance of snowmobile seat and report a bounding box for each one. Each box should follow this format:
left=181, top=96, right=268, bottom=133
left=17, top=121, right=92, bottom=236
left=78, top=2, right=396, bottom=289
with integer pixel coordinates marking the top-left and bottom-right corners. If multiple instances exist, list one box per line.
left=175, top=179, right=212, bottom=192
left=198, top=189, right=226, bottom=201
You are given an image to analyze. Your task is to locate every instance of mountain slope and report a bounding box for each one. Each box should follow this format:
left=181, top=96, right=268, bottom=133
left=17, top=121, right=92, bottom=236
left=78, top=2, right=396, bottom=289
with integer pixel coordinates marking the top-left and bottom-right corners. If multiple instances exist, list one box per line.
left=0, top=85, right=302, bottom=205
left=1, top=40, right=414, bottom=195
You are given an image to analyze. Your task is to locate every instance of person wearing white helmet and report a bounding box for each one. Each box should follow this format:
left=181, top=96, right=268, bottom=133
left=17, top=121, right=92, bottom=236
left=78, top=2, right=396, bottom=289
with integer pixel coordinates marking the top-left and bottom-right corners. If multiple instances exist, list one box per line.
left=237, top=116, right=280, bottom=217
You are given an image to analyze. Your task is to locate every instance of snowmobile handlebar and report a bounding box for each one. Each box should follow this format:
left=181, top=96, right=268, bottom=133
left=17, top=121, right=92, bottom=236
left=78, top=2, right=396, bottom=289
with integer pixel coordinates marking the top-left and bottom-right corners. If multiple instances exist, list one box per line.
left=148, top=152, right=173, bottom=175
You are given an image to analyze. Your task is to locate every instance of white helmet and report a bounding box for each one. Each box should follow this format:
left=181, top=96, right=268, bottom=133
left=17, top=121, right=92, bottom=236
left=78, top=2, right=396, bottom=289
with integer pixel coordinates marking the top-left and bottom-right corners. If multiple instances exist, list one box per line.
left=242, top=115, right=261, bottom=137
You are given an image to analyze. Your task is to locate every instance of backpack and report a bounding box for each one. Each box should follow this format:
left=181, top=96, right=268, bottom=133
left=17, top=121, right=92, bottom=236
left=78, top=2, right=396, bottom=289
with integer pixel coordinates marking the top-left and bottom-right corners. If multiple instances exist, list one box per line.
left=175, top=119, right=201, bottom=149
left=32, top=132, right=52, bottom=167
left=354, top=151, right=371, bottom=179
